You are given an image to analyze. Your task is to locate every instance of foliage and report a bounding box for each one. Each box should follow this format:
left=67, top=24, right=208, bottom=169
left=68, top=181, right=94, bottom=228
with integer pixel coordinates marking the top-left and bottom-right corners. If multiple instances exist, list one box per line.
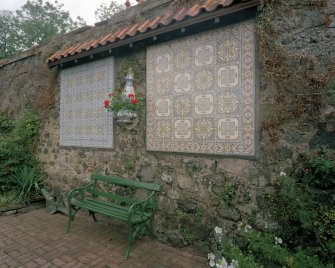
left=177, top=208, right=202, bottom=244
left=223, top=185, right=236, bottom=207
left=296, top=149, right=335, bottom=189
left=274, top=175, right=335, bottom=263
left=105, top=92, right=145, bottom=113
left=0, top=0, right=86, bottom=59
left=105, top=55, right=146, bottom=114
left=0, top=115, right=14, bottom=134
left=94, top=1, right=124, bottom=22
left=209, top=151, right=335, bottom=267
left=0, top=111, right=42, bottom=193
left=0, top=10, right=17, bottom=59
left=0, top=190, right=19, bottom=207
left=210, top=224, right=332, bottom=268
left=10, top=166, right=43, bottom=203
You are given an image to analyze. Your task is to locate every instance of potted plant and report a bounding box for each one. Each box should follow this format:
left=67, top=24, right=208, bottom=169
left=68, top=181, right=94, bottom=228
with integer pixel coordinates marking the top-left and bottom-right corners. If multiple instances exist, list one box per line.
left=103, top=70, right=144, bottom=124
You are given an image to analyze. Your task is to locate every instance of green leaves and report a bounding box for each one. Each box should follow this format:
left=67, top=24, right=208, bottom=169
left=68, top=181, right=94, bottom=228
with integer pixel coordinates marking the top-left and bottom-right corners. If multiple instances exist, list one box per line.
left=94, top=1, right=124, bottom=22
left=0, top=0, right=86, bottom=59
left=10, top=165, right=43, bottom=203
left=0, top=111, right=42, bottom=193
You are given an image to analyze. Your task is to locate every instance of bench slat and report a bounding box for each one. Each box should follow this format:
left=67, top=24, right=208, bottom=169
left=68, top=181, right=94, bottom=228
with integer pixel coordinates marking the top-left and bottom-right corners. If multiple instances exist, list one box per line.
left=85, top=198, right=152, bottom=218
left=91, top=174, right=160, bottom=192
left=73, top=199, right=148, bottom=223
left=87, top=188, right=139, bottom=205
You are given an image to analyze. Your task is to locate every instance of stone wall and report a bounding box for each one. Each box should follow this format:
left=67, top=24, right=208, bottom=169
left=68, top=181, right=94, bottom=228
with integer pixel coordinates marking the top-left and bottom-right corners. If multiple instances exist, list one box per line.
left=0, top=0, right=334, bottom=251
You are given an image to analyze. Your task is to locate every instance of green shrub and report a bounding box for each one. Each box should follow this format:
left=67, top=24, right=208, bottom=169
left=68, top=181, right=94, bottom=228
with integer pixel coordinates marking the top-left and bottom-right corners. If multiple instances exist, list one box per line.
left=10, top=166, right=43, bottom=203
left=0, top=111, right=42, bottom=194
left=209, top=150, right=335, bottom=267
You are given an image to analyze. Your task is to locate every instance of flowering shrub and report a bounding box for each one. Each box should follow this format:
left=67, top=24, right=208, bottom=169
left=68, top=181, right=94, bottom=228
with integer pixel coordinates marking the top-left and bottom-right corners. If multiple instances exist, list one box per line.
left=103, top=90, right=144, bottom=113
left=208, top=153, right=335, bottom=268
left=208, top=222, right=329, bottom=268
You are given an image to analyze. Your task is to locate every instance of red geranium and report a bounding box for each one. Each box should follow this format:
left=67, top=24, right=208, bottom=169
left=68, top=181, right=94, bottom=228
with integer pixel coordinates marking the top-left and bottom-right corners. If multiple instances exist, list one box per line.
left=131, top=98, right=138, bottom=104
left=104, top=99, right=110, bottom=108
left=128, top=93, right=135, bottom=99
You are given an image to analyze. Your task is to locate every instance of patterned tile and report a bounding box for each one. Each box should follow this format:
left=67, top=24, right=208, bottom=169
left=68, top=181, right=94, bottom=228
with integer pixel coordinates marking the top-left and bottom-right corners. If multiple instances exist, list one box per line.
left=60, top=58, right=114, bottom=148
left=146, top=20, right=256, bottom=156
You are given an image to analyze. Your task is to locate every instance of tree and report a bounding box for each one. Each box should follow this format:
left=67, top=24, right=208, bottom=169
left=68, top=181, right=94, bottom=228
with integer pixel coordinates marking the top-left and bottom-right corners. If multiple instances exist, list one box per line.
left=0, top=0, right=86, bottom=59
left=0, top=10, right=18, bottom=59
left=94, top=1, right=125, bottom=22
left=16, top=0, right=86, bottom=49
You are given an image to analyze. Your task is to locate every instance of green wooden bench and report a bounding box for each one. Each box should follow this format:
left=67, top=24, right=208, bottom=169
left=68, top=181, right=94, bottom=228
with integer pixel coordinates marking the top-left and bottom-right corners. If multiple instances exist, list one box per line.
left=65, top=173, right=160, bottom=259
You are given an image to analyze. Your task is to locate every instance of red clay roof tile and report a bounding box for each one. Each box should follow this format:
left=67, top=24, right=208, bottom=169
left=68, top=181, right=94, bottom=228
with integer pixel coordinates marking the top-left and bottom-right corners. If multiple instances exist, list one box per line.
left=47, top=0, right=258, bottom=64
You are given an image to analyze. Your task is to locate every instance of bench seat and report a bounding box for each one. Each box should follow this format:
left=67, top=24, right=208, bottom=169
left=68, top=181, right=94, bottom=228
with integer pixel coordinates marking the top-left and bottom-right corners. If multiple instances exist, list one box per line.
left=72, top=198, right=151, bottom=224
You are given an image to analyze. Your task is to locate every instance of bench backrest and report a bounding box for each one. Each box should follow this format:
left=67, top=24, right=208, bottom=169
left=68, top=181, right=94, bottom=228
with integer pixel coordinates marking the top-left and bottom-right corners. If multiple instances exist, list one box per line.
left=91, top=174, right=161, bottom=192
left=87, top=174, right=160, bottom=207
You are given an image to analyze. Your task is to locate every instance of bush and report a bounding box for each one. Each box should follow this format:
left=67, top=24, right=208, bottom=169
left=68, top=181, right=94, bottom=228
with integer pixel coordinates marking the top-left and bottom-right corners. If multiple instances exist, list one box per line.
left=10, top=166, right=43, bottom=203
left=0, top=111, right=43, bottom=195
left=209, top=150, right=335, bottom=267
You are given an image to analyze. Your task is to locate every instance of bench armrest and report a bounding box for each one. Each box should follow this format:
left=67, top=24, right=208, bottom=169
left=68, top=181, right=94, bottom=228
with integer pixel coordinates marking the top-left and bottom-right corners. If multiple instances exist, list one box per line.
left=68, top=181, right=95, bottom=204
left=128, top=191, right=156, bottom=221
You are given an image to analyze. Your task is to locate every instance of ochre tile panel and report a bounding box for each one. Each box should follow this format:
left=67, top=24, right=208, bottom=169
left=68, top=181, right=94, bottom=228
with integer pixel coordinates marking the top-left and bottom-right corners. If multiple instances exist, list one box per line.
left=47, top=0, right=257, bottom=63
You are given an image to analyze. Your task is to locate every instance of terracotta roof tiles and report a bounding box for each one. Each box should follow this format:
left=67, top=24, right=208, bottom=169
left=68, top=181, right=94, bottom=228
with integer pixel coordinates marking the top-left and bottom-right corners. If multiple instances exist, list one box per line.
left=47, top=0, right=259, bottom=64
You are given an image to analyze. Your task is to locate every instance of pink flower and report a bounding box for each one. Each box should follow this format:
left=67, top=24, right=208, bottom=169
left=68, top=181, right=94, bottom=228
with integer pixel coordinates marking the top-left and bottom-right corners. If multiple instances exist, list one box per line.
left=104, top=99, right=110, bottom=108
left=108, top=93, right=113, bottom=97
left=128, top=93, right=135, bottom=99
left=131, top=98, right=138, bottom=104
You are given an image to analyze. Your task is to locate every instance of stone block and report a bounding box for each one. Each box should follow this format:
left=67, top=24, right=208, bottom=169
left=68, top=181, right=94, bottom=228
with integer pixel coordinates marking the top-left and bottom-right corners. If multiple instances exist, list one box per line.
left=161, top=171, right=173, bottom=184
left=137, top=165, right=155, bottom=182
left=176, top=175, right=194, bottom=189
left=178, top=200, right=198, bottom=213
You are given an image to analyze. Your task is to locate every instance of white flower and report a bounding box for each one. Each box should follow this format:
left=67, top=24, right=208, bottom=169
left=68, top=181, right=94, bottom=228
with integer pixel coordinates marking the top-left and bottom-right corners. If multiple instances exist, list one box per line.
left=244, top=224, right=252, bottom=232
left=228, top=260, right=239, bottom=268
left=215, top=226, right=223, bottom=236
left=279, top=171, right=286, bottom=177
left=275, top=237, right=283, bottom=245
left=208, top=253, right=215, bottom=260
left=237, top=222, right=243, bottom=231
left=216, top=257, right=228, bottom=268
left=209, top=259, right=216, bottom=267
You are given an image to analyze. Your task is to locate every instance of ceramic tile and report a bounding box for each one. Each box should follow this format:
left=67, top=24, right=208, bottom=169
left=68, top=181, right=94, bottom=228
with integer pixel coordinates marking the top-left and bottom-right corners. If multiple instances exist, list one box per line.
left=60, top=58, right=114, bottom=148
left=146, top=20, right=256, bottom=156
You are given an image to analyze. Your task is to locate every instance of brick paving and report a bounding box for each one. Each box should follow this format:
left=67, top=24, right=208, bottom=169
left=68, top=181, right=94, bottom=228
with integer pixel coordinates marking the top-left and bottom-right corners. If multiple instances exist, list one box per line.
left=0, top=209, right=207, bottom=268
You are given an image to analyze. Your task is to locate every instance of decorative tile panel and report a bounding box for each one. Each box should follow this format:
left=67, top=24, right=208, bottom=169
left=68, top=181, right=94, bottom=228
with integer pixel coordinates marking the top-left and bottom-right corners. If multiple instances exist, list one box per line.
left=146, top=20, right=256, bottom=156
left=60, top=58, right=114, bottom=148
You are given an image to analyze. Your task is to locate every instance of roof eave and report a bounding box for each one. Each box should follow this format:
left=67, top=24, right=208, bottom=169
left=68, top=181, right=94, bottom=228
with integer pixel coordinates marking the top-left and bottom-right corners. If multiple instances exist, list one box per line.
left=48, top=0, right=261, bottom=68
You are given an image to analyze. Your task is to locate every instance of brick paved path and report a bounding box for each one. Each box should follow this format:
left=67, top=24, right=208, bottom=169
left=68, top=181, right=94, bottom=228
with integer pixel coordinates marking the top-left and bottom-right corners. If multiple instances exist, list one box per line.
left=0, top=209, right=206, bottom=268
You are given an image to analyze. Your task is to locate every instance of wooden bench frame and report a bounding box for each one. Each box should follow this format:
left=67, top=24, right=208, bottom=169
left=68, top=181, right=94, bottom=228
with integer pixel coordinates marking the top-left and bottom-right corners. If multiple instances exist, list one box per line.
left=65, top=173, right=160, bottom=259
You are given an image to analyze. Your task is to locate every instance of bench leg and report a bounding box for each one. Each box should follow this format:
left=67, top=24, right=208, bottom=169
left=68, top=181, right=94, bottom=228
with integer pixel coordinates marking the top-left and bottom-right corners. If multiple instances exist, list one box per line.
left=65, top=205, right=79, bottom=233
left=89, top=211, right=97, bottom=222
left=65, top=206, right=74, bottom=233
left=124, top=225, right=134, bottom=260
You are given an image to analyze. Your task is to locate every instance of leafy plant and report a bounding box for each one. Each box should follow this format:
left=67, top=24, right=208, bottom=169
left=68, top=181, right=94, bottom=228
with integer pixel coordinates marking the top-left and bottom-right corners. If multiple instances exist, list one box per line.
left=0, top=190, right=19, bottom=207
left=10, top=166, right=43, bottom=203
left=301, top=155, right=335, bottom=189
left=105, top=91, right=145, bottom=113
left=0, top=111, right=42, bottom=193
left=210, top=224, right=332, bottom=268
left=223, top=185, right=236, bottom=207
